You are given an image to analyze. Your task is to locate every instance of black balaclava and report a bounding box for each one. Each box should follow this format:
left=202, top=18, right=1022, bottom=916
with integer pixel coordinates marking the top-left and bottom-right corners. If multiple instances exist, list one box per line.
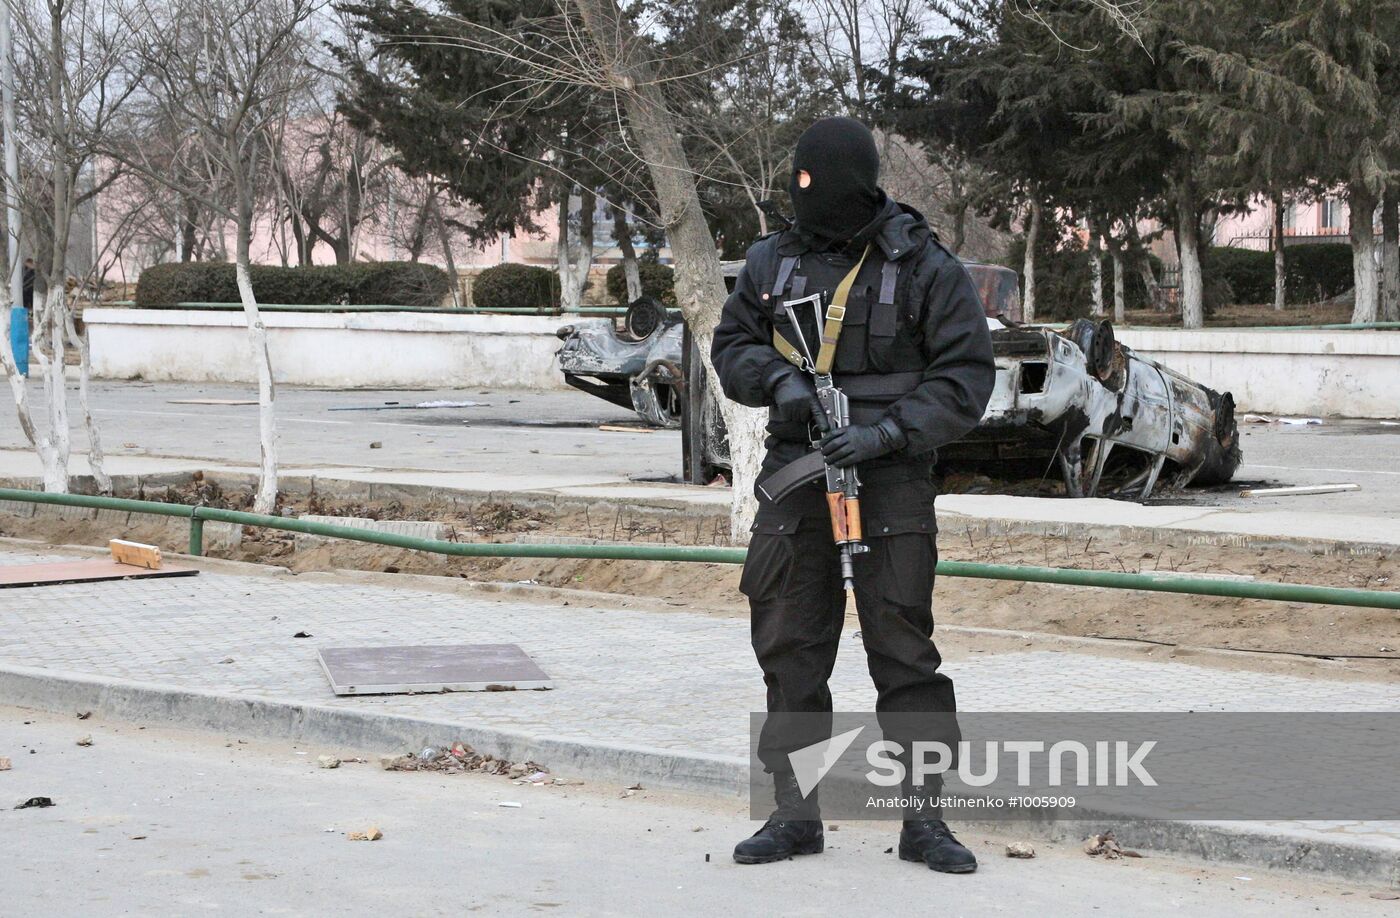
left=789, top=116, right=882, bottom=248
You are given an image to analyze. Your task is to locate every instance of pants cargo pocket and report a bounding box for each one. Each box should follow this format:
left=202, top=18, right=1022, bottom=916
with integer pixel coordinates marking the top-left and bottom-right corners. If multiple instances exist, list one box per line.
left=740, top=529, right=796, bottom=603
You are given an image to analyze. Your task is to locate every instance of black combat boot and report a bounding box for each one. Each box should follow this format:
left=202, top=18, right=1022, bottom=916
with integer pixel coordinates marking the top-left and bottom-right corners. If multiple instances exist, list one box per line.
left=899, top=819, right=978, bottom=874
left=732, top=772, right=824, bottom=864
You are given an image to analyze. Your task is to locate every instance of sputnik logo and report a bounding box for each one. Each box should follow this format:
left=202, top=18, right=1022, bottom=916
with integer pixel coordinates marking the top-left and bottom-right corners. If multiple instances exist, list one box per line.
left=787, top=726, right=866, bottom=798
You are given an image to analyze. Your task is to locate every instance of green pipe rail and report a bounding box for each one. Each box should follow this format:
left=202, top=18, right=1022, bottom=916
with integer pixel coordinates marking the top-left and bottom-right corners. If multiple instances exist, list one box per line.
left=106, top=301, right=628, bottom=317
left=3, top=487, right=1398, bottom=611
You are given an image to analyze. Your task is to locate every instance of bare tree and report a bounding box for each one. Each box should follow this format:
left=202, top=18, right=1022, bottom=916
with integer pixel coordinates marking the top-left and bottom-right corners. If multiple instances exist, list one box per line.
left=3, top=0, right=136, bottom=493
left=121, top=0, right=315, bottom=513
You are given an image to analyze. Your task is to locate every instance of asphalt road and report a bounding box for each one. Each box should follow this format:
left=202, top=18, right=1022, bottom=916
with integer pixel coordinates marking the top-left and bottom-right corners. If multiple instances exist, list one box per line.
left=2, top=707, right=1392, bottom=917
left=2, top=379, right=1398, bottom=515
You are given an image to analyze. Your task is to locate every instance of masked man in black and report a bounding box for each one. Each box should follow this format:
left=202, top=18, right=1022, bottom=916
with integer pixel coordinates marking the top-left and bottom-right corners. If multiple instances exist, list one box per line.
left=711, top=117, right=995, bottom=872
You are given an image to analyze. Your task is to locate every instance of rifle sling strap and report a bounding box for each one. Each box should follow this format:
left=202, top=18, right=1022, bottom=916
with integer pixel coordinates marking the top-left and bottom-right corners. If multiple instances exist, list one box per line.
left=772, top=245, right=873, bottom=374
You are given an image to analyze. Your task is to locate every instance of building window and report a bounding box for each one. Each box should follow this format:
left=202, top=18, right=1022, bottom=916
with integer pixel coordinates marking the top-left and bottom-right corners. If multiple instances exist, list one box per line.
left=1282, top=202, right=1296, bottom=231
left=1320, top=197, right=1344, bottom=231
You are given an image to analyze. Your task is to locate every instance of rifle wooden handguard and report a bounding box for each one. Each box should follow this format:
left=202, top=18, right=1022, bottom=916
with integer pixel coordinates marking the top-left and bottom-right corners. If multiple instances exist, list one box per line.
left=827, top=493, right=863, bottom=544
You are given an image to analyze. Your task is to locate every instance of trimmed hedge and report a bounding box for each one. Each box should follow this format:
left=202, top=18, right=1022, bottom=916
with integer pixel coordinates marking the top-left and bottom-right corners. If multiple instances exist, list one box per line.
left=471, top=263, right=561, bottom=310
left=605, top=261, right=676, bottom=307
left=1205, top=243, right=1356, bottom=305
left=1285, top=243, right=1354, bottom=302
left=135, top=261, right=452, bottom=308
left=1205, top=246, right=1273, bottom=305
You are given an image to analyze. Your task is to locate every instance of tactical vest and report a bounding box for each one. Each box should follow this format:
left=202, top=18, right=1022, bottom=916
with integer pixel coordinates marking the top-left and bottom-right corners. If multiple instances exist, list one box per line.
left=761, top=244, right=927, bottom=431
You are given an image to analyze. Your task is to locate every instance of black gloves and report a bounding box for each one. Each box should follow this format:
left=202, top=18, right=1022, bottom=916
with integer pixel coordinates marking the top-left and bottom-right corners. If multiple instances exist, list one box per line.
left=820, top=417, right=907, bottom=468
left=767, top=366, right=828, bottom=430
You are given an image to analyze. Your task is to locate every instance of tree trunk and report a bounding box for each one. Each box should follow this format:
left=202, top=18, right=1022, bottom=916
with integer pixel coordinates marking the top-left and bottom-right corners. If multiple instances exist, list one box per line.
left=556, top=188, right=595, bottom=313
left=612, top=202, right=642, bottom=302
left=64, top=306, right=110, bottom=493
left=575, top=0, right=764, bottom=538
left=33, top=286, right=69, bottom=491
left=1381, top=185, right=1399, bottom=323
left=1111, top=248, right=1126, bottom=323
left=1176, top=187, right=1204, bottom=329
left=1348, top=183, right=1379, bottom=324
left=1124, top=221, right=1162, bottom=311
left=1272, top=191, right=1287, bottom=312
left=432, top=197, right=460, bottom=307
left=233, top=159, right=278, bottom=515
left=1088, top=219, right=1104, bottom=317
left=948, top=202, right=967, bottom=256
left=1022, top=198, right=1040, bottom=323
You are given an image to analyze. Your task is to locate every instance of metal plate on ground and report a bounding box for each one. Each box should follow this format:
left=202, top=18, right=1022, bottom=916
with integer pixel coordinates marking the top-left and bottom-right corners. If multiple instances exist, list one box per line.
left=317, top=644, right=553, bottom=696
left=0, top=560, right=199, bottom=589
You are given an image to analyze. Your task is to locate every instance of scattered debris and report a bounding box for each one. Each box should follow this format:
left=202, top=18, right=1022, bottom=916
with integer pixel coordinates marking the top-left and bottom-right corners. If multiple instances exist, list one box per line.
left=498, top=801, right=523, bottom=809
left=1240, top=483, right=1360, bottom=498
left=129, top=835, right=147, bottom=840
left=1370, top=892, right=1400, bottom=900
left=380, top=743, right=548, bottom=779
left=1277, top=417, right=1323, bottom=426
left=317, top=756, right=341, bottom=769
left=599, top=425, right=653, bottom=434
left=0, top=757, right=10, bottom=771
left=76, top=711, right=92, bottom=720
left=1082, top=831, right=1142, bottom=859
left=293, top=631, right=313, bottom=638
left=15, top=797, right=54, bottom=809
left=218, top=657, right=235, bottom=664
left=109, top=539, right=162, bottom=570
left=76, top=735, right=93, bottom=747
left=329, top=400, right=487, bottom=412
left=1006, top=842, right=1036, bottom=859
left=884, top=847, right=893, bottom=854
left=347, top=827, right=382, bottom=841
left=368, top=441, right=383, bottom=449
left=1241, top=413, right=1273, bottom=424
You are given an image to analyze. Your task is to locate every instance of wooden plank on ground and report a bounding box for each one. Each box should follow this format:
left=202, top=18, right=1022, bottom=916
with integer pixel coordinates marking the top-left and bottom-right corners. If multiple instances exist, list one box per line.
left=109, top=539, right=162, bottom=569
left=0, top=560, right=198, bottom=589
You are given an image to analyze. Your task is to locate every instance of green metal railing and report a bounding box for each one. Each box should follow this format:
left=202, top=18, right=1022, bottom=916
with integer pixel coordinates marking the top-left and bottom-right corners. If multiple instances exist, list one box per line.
left=3, top=487, right=1399, bottom=611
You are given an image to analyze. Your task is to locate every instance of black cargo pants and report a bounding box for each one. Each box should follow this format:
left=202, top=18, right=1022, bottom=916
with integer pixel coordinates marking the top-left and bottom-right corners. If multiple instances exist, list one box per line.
left=744, top=474, right=956, bottom=801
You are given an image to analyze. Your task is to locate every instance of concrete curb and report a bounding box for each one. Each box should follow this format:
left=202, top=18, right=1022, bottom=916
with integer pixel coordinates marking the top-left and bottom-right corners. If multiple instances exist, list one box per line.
left=0, top=663, right=745, bottom=797
left=1, top=662, right=1395, bottom=886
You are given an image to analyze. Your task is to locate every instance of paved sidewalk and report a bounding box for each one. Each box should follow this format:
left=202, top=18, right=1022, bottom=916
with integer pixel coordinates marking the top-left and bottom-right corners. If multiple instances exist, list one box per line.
left=2, top=543, right=1399, bottom=883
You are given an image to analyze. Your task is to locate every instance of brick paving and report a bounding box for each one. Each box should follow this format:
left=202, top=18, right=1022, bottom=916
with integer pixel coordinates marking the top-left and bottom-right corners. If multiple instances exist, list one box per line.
left=1, top=545, right=1397, bottom=851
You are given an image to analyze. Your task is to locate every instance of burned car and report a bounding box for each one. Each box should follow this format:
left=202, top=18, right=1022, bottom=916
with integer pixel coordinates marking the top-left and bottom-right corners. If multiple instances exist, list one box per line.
left=556, top=298, right=685, bottom=428
left=950, top=316, right=1240, bottom=498
left=555, top=262, right=1240, bottom=499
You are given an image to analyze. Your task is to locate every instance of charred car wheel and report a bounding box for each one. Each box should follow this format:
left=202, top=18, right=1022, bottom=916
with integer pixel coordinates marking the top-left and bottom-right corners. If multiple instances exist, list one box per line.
left=624, top=296, right=668, bottom=341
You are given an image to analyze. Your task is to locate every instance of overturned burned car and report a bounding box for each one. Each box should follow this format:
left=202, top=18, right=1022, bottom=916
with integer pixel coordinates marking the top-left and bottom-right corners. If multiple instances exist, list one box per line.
left=555, top=298, right=685, bottom=428
left=555, top=262, right=1240, bottom=499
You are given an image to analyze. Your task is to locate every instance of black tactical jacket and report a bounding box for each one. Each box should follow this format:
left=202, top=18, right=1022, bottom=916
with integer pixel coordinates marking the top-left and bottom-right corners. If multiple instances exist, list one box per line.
left=711, top=198, right=996, bottom=531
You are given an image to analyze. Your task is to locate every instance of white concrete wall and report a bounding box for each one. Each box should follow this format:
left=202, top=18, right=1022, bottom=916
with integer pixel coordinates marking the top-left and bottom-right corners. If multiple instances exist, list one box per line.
left=86, top=308, right=571, bottom=390
left=1115, top=328, right=1400, bottom=418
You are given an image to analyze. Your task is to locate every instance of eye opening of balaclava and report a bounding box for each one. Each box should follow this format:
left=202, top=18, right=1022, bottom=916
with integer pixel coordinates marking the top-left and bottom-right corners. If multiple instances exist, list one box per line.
left=788, top=116, right=882, bottom=247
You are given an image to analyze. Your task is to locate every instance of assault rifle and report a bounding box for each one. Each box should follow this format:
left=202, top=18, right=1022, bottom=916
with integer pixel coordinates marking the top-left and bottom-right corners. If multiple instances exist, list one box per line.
left=758, top=292, right=868, bottom=591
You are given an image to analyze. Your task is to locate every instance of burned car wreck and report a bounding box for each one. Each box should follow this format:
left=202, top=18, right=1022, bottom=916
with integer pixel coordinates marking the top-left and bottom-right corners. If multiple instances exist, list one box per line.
left=954, top=316, right=1240, bottom=498
left=555, top=263, right=1240, bottom=499
left=555, top=299, right=685, bottom=428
